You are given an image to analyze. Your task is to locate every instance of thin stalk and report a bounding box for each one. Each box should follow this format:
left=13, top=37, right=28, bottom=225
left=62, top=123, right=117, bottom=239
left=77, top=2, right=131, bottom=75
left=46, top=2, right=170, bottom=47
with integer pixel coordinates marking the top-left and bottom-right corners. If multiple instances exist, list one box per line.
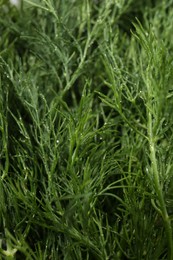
left=148, top=110, right=173, bottom=259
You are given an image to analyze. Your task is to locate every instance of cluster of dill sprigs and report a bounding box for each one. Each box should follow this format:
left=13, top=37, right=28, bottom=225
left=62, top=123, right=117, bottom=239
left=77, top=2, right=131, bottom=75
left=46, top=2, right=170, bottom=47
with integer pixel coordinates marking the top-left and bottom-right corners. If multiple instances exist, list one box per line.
left=0, top=0, right=173, bottom=259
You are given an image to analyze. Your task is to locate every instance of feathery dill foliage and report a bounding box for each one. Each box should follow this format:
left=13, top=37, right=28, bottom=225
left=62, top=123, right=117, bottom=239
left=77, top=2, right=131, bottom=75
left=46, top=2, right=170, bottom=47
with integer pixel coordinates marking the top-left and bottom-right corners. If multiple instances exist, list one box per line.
left=0, top=0, right=173, bottom=259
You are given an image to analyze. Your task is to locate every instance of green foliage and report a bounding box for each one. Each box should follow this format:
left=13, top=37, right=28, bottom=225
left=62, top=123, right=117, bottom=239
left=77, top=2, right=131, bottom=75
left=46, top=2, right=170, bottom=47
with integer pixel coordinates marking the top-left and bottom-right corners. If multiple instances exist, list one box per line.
left=0, top=0, right=173, bottom=259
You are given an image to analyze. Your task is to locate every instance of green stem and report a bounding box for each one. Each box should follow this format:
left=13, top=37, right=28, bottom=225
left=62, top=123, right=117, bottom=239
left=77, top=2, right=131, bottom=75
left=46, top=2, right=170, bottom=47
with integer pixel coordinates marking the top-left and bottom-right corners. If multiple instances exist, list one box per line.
left=148, top=111, right=173, bottom=259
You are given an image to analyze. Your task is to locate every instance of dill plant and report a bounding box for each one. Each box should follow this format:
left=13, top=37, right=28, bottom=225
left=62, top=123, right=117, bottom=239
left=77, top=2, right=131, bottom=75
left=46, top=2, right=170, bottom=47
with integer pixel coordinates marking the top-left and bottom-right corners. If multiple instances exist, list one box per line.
left=0, top=0, right=173, bottom=259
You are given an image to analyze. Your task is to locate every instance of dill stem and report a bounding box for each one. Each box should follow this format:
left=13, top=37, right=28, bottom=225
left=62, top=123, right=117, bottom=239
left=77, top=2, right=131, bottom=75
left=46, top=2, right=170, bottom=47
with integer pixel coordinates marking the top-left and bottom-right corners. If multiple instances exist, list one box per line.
left=148, top=111, right=173, bottom=259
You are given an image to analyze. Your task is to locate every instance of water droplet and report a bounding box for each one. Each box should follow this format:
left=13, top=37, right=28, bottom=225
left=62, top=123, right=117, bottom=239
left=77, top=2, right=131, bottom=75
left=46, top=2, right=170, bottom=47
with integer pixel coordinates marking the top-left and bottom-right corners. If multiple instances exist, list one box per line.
left=97, top=18, right=102, bottom=24
left=10, top=0, right=20, bottom=6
